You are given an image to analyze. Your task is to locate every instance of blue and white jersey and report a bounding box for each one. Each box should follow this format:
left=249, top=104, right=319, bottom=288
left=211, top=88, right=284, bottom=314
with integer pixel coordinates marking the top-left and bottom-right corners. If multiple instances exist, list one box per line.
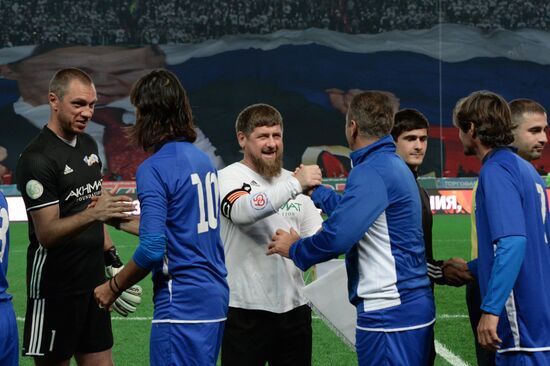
left=136, top=140, right=229, bottom=323
left=0, top=192, right=10, bottom=302
left=291, top=135, right=434, bottom=330
left=476, top=147, right=550, bottom=352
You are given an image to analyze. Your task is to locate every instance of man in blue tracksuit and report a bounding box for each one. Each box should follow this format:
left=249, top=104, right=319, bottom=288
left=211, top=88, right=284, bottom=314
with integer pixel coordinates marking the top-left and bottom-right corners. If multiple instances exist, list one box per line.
left=268, top=90, right=435, bottom=365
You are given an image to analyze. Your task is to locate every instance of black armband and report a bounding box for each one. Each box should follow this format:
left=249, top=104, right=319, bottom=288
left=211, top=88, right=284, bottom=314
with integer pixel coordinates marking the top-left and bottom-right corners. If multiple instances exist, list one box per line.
left=221, top=183, right=251, bottom=219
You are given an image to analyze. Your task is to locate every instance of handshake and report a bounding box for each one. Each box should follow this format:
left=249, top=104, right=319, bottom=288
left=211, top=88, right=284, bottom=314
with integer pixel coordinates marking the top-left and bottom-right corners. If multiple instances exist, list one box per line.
left=442, top=257, right=474, bottom=286
left=293, top=164, right=323, bottom=195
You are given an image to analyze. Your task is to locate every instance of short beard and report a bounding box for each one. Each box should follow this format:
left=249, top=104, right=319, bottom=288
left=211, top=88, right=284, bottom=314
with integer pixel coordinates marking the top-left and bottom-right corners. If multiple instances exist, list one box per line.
left=528, top=148, right=542, bottom=161
left=250, top=153, right=283, bottom=178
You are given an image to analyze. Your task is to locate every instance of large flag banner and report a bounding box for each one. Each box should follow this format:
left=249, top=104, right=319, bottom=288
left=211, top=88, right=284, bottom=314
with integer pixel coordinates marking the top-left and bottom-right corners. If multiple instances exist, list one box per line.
left=1, top=24, right=550, bottom=181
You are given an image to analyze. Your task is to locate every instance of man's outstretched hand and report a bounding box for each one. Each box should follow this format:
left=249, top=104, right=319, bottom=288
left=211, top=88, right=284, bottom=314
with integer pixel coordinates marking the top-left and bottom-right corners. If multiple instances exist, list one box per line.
left=267, top=228, right=300, bottom=258
left=88, top=189, right=135, bottom=223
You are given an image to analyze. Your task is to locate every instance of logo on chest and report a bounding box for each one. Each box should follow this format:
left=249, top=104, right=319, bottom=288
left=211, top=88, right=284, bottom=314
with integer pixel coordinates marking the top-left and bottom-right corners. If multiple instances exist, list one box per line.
left=83, top=154, right=99, bottom=166
left=63, top=165, right=74, bottom=175
left=65, top=179, right=102, bottom=202
left=279, top=201, right=302, bottom=217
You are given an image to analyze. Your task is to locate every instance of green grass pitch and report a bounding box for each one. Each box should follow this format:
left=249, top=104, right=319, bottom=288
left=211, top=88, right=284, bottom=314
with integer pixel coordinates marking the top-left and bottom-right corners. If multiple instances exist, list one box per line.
left=7, top=215, right=475, bottom=365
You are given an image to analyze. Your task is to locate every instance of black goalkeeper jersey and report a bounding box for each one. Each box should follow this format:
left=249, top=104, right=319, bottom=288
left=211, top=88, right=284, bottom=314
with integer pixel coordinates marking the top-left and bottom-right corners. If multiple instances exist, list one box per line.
left=16, top=126, right=105, bottom=298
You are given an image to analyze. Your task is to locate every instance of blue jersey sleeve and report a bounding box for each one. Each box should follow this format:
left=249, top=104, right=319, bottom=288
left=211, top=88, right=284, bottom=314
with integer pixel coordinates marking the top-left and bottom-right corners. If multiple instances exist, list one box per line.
left=133, top=234, right=168, bottom=270
left=134, top=164, right=168, bottom=269
left=481, top=235, right=526, bottom=315
left=290, top=167, right=388, bottom=271
left=311, top=185, right=342, bottom=215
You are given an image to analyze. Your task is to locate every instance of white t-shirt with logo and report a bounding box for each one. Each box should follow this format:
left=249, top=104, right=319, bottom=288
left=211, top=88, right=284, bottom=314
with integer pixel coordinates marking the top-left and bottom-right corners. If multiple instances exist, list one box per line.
left=219, top=162, right=322, bottom=313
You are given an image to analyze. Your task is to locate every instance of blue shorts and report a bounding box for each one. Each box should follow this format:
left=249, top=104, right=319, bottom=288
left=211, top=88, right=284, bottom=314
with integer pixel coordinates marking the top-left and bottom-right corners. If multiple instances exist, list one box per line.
left=356, top=322, right=434, bottom=366
left=150, top=321, right=225, bottom=366
left=0, top=300, right=18, bottom=366
left=497, top=351, right=550, bottom=366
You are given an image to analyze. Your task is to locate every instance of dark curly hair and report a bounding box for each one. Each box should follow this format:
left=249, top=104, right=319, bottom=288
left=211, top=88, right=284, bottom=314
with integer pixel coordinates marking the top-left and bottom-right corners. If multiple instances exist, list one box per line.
left=453, top=90, right=514, bottom=148
left=128, top=69, right=196, bottom=150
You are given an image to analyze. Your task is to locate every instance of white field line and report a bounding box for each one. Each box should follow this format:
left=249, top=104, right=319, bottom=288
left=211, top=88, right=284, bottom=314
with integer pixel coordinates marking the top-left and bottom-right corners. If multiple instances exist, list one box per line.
left=16, top=316, right=154, bottom=321
left=437, top=314, right=469, bottom=319
left=435, top=340, right=471, bottom=366
left=17, top=313, right=472, bottom=365
left=17, top=313, right=470, bottom=322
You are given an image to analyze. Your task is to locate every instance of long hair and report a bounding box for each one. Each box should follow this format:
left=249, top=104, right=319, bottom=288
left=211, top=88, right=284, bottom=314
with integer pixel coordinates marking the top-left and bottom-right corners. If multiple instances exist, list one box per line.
left=453, top=90, right=514, bottom=148
left=128, top=69, right=196, bottom=150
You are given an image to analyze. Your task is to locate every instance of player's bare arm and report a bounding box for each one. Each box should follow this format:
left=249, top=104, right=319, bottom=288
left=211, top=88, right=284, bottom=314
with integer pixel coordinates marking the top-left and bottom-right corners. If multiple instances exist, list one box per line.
left=103, top=225, right=115, bottom=251
left=117, top=216, right=140, bottom=235
left=95, top=260, right=148, bottom=311
left=30, top=190, right=133, bottom=248
left=103, top=226, right=143, bottom=317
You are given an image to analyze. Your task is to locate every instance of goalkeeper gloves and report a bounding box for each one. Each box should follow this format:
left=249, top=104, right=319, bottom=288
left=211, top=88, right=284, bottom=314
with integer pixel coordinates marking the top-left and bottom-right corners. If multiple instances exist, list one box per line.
left=104, top=246, right=143, bottom=317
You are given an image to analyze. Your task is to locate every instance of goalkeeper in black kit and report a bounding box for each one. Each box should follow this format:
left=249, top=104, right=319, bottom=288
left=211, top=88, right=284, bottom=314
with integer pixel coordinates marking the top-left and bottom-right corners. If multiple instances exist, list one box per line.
left=16, top=67, right=142, bottom=365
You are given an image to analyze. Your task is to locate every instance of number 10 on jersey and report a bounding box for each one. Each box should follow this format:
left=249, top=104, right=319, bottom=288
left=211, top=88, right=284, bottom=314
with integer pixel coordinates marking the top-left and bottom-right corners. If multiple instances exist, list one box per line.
left=191, top=172, right=220, bottom=234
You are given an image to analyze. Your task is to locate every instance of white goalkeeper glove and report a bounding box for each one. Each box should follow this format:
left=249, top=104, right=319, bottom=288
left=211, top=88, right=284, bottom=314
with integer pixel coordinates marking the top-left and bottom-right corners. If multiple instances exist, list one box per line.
left=104, top=246, right=143, bottom=317
left=111, top=284, right=143, bottom=317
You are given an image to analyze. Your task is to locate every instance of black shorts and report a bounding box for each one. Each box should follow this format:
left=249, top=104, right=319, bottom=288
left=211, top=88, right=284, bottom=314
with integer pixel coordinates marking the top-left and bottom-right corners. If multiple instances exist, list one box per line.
left=221, top=305, right=312, bottom=366
left=22, top=291, right=113, bottom=361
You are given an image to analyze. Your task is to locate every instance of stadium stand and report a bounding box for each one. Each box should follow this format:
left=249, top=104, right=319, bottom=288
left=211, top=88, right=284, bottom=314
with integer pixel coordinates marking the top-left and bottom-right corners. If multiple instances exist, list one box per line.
left=1, top=0, right=550, bottom=47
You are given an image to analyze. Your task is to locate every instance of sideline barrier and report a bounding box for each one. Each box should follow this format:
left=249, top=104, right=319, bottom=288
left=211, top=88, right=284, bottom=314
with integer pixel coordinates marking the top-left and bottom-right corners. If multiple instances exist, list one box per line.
left=2, top=177, right=546, bottom=221
left=1, top=181, right=139, bottom=222
left=320, top=177, right=550, bottom=215
left=323, top=177, right=476, bottom=214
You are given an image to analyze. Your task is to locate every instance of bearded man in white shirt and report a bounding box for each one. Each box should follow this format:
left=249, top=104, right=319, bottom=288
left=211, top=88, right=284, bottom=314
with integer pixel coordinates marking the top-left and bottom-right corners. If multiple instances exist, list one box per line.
left=218, top=103, right=323, bottom=366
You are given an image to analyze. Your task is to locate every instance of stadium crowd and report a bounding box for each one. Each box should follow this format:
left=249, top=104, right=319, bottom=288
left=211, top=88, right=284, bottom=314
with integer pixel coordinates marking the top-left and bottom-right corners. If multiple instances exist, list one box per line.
left=1, top=0, right=550, bottom=47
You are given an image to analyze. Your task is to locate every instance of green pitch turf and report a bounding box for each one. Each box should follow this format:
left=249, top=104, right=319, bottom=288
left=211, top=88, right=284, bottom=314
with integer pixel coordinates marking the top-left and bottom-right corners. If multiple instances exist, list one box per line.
left=8, top=215, right=475, bottom=365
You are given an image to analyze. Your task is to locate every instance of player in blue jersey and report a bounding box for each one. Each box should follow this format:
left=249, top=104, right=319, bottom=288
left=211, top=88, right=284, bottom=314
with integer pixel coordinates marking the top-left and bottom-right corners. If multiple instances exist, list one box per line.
left=455, top=91, right=550, bottom=365
left=268, top=91, right=435, bottom=366
left=94, top=69, right=229, bottom=366
left=465, top=98, right=548, bottom=366
left=0, top=192, right=17, bottom=366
